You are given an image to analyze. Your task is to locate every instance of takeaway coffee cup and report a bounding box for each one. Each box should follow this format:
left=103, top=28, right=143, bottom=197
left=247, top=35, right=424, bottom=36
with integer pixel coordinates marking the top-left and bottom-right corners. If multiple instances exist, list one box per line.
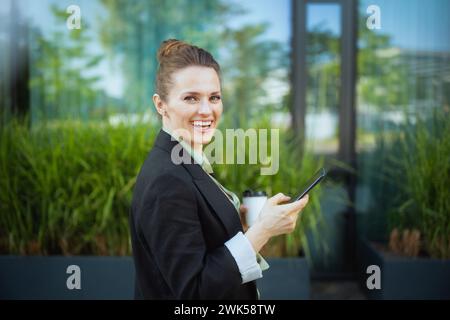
left=242, top=190, right=267, bottom=227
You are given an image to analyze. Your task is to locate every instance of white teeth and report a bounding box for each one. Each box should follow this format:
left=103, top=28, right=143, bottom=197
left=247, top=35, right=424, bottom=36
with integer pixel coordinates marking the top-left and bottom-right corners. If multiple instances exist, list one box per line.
left=192, top=120, right=212, bottom=127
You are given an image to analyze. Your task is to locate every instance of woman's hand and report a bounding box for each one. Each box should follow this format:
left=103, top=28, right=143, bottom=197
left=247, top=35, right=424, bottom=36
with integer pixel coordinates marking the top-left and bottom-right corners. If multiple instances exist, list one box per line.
left=239, top=204, right=249, bottom=232
left=258, top=193, right=309, bottom=237
left=244, top=193, right=309, bottom=253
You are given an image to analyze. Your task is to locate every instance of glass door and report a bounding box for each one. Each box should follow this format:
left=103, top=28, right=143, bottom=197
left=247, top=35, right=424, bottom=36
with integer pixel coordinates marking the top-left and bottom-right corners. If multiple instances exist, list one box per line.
left=293, top=0, right=357, bottom=275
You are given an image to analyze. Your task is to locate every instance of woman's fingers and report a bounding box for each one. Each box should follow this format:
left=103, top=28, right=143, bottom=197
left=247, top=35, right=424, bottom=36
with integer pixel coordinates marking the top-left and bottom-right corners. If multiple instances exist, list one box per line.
left=239, top=204, right=248, bottom=214
left=256, top=193, right=309, bottom=237
left=279, top=194, right=309, bottom=214
left=269, top=192, right=291, bottom=205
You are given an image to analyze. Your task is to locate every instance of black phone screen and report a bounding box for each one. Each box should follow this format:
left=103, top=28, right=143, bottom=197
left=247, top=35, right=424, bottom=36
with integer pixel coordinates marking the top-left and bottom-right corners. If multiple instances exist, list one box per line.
left=294, top=168, right=327, bottom=201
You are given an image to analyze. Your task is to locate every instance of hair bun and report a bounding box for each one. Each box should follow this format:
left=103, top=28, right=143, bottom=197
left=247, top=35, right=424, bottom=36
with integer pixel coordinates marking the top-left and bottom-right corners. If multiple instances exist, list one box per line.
left=155, top=38, right=220, bottom=100
left=157, top=39, right=188, bottom=63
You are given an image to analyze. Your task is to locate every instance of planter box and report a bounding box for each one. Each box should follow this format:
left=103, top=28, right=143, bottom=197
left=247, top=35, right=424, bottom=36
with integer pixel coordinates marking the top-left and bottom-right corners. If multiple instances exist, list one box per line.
left=0, top=256, right=135, bottom=299
left=0, top=256, right=310, bottom=300
left=257, top=258, right=310, bottom=300
left=358, top=239, right=450, bottom=299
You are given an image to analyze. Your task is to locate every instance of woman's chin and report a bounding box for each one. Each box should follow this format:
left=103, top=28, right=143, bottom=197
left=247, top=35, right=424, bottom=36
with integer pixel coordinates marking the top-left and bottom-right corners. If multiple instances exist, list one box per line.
left=191, top=128, right=215, bottom=145
left=195, top=136, right=213, bottom=146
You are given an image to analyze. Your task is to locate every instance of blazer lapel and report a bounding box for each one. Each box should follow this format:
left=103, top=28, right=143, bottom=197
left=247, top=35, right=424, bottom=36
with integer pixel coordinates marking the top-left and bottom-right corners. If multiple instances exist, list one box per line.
left=153, top=129, right=243, bottom=237
left=187, top=165, right=243, bottom=238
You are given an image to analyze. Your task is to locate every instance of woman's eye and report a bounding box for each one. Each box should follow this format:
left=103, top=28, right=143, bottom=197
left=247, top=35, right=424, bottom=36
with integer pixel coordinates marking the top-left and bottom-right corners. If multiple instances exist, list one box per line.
left=184, top=96, right=197, bottom=103
left=210, top=95, right=221, bottom=102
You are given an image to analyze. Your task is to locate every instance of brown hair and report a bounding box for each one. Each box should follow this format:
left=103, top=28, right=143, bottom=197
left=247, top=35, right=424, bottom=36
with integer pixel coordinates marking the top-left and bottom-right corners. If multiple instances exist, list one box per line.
left=155, top=39, right=221, bottom=101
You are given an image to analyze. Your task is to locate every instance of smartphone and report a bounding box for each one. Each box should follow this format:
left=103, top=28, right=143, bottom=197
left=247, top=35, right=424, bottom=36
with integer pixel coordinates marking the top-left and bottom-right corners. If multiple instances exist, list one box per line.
left=294, top=168, right=327, bottom=201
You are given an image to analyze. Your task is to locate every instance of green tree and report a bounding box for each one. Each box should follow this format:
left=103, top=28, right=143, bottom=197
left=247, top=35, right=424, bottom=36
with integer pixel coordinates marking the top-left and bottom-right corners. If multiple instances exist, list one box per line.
left=357, top=6, right=410, bottom=110
left=99, top=0, right=237, bottom=113
left=303, top=11, right=411, bottom=114
left=220, top=23, right=287, bottom=128
left=306, top=25, right=340, bottom=113
left=30, top=5, right=102, bottom=121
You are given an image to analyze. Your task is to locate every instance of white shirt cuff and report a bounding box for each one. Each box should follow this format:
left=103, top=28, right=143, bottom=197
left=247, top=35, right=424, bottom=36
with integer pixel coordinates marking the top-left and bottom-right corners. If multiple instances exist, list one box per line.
left=225, top=231, right=263, bottom=284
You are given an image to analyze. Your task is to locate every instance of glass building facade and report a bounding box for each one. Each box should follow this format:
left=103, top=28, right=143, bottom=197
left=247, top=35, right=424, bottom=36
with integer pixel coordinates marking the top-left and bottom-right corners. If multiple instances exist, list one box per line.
left=1, top=0, right=449, bottom=277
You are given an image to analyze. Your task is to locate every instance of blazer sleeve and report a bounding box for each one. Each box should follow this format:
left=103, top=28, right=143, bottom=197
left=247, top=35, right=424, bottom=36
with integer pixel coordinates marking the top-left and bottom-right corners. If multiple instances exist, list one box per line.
left=137, top=172, right=243, bottom=299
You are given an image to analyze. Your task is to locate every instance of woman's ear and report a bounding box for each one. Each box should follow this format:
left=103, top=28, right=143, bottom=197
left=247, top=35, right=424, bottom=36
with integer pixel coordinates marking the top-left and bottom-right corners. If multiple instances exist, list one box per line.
left=153, top=94, right=166, bottom=117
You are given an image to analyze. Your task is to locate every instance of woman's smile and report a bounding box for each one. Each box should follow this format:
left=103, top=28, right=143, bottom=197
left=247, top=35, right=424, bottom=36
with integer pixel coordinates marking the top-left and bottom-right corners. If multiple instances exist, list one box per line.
left=191, top=119, right=215, bottom=133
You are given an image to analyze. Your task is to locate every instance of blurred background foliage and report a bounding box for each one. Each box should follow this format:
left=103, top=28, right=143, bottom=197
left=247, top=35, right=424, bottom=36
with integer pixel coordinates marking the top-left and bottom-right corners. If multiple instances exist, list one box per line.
left=29, top=6, right=104, bottom=121
left=0, top=118, right=327, bottom=259
left=373, top=110, right=449, bottom=259
left=0, top=119, right=157, bottom=255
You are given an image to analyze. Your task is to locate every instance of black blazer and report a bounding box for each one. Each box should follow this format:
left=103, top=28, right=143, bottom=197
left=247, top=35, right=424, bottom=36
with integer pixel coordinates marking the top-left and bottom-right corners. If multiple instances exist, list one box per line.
left=130, top=129, right=258, bottom=300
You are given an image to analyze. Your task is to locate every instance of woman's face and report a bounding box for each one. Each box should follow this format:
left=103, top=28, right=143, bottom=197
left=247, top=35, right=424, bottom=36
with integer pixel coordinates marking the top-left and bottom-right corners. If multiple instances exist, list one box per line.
left=156, top=66, right=223, bottom=150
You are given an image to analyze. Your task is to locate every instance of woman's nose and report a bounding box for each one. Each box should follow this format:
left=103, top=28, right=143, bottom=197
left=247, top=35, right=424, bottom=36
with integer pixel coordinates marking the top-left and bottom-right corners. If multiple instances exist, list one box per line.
left=198, top=99, right=213, bottom=115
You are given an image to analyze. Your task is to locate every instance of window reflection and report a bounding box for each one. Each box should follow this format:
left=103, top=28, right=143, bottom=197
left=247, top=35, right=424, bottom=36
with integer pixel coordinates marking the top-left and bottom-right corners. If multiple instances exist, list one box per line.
left=356, top=0, right=450, bottom=239
left=305, top=4, right=341, bottom=156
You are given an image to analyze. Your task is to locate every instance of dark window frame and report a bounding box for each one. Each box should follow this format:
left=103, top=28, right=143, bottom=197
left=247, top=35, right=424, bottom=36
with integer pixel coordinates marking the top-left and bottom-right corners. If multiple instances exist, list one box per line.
left=291, top=0, right=358, bottom=274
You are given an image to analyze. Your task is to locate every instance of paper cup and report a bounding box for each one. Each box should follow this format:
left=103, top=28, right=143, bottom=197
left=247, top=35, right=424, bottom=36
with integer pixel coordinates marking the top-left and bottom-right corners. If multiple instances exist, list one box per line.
left=242, top=190, right=267, bottom=227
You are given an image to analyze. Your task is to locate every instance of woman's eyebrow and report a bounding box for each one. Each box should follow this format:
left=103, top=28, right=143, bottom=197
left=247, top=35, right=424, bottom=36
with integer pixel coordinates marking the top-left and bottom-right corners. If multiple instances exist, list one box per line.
left=181, top=91, right=221, bottom=95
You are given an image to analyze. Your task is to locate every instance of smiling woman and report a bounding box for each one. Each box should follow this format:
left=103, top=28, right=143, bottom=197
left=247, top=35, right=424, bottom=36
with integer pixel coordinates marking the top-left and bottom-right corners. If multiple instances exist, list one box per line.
left=153, top=64, right=222, bottom=151
left=129, top=39, right=309, bottom=300
left=152, top=39, right=223, bottom=150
